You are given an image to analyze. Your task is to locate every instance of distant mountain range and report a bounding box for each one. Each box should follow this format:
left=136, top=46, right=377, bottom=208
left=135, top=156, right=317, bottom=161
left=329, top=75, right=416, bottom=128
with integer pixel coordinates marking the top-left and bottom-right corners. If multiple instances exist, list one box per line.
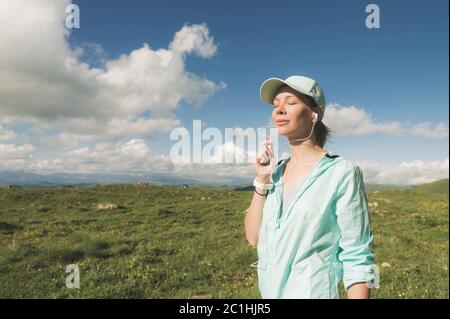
left=0, top=170, right=199, bottom=188
left=0, top=170, right=250, bottom=189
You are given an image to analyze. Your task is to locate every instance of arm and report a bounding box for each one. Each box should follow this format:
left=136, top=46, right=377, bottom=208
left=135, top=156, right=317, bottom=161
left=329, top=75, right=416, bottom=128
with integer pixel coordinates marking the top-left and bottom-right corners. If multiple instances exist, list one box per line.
left=244, top=141, right=275, bottom=247
left=244, top=175, right=269, bottom=247
left=347, top=282, right=370, bottom=299
left=335, top=164, right=378, bottom=299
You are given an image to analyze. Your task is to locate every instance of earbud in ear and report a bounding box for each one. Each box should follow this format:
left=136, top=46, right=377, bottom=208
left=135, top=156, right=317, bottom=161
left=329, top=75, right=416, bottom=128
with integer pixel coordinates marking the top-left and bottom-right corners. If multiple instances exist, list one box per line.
left=313, top=112, right=318, bottom=122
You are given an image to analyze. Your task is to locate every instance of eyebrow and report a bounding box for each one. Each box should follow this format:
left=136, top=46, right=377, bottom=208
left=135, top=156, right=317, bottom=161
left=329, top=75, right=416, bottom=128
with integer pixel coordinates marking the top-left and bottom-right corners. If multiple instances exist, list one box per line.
left=274, top=94, right=296, bottom=101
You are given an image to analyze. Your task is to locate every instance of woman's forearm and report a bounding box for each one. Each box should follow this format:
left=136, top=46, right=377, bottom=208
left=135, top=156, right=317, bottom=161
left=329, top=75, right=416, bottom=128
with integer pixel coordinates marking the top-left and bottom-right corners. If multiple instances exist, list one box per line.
left=347, top=282, right=370, bottom=299
left=244, top=187, right=267, bottom=247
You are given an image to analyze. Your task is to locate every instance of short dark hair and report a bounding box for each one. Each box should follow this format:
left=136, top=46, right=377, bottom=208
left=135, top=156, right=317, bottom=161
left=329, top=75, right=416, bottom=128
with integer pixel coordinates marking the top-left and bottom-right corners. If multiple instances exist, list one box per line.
left=301, top=94, right=332, bottom=148
left=277, top=85, right=332, bottom=148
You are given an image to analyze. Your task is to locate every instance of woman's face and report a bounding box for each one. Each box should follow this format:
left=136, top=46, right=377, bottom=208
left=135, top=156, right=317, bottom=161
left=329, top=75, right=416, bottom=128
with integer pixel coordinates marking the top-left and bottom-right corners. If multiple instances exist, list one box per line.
left=271, top=86, right=316, bottom=139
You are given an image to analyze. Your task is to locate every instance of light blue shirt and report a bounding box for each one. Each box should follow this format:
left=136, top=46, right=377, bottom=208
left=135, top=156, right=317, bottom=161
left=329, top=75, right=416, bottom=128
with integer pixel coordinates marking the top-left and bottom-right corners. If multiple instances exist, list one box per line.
left=256, top=150, right=377, bottom=298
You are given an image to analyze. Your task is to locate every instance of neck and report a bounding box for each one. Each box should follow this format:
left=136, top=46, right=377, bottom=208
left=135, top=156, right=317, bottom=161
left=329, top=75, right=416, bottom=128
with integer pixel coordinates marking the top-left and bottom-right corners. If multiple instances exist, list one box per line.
left=288, top=139, right=325, bottom=165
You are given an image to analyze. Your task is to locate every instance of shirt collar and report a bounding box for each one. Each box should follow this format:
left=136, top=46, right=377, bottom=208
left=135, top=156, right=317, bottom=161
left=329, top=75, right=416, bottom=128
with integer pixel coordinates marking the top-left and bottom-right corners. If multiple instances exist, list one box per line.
left=272, top=150, right=338, bottom=186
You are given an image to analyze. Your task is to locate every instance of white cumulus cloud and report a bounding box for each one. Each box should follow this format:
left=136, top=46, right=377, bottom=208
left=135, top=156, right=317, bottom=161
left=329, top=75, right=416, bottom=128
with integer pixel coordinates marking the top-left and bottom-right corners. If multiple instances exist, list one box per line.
left=0, top=0, right=225, bottom=146
left=356, top=158, right=449, bottom=185
left=323, top=103, right=448, bottom=139
left=23, top=139, right=174, bottom=174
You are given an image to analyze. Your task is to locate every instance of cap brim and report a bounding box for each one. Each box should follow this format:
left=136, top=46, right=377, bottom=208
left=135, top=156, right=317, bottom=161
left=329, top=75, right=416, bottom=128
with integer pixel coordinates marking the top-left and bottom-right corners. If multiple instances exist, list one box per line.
left=259, top=77, right=312, bottom=106
left=259, top=78, right=287, bottom=105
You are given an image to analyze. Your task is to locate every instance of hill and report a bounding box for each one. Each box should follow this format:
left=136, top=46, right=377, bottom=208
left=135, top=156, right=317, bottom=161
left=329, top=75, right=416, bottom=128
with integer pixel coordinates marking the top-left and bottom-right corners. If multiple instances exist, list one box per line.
left=411, top=178, right=449, bottom=194
left=364, top=183, right=412, bottom=192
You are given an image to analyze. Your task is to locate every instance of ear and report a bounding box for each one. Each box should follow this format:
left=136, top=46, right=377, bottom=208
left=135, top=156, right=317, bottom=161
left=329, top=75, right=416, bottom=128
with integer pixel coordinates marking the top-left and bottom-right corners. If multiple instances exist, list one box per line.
left=314, top=106, right=324, bottom=122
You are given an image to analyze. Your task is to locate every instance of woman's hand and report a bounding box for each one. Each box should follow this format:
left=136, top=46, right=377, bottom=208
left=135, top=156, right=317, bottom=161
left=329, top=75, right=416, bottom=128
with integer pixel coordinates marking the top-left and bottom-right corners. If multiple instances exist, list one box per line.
left=255, top=140, right=275, bottom=183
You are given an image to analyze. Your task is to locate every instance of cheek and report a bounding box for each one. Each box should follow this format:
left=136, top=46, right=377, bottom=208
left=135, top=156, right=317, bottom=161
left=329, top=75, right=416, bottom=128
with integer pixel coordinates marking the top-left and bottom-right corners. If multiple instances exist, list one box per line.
left=290, top=106, right=309, bottom=121
left=286, top=106, right=303, bottom=120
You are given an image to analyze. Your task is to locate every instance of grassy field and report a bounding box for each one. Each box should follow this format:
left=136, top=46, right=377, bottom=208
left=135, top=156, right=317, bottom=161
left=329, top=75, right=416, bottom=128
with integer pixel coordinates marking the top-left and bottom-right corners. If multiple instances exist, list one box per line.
left=0, top=180, right=448, bottom=298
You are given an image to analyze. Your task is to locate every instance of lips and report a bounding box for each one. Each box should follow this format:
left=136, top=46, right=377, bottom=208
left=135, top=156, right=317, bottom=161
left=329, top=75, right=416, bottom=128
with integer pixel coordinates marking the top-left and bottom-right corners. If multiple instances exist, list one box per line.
left=276, top=120, right=289, bottom=126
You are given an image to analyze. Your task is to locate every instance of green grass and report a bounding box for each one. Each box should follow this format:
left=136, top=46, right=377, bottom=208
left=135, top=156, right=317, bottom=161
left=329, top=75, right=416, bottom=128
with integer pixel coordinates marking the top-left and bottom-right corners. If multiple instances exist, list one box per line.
left=0, top=183, right=448, bottom=298
left=411, top=178, right=448, bottom=194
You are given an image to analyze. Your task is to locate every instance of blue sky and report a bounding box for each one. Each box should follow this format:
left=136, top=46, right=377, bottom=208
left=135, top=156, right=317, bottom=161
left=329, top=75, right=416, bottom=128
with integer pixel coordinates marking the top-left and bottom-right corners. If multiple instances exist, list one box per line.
left=71, top=0, right=448, bottom=163
left=0, top=0, right=448, bottom=185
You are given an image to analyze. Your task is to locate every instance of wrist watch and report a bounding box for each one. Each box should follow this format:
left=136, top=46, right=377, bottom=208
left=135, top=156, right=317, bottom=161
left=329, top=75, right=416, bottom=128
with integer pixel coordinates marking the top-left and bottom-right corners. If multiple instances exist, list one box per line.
left=253, top=177, right=273, bottom=191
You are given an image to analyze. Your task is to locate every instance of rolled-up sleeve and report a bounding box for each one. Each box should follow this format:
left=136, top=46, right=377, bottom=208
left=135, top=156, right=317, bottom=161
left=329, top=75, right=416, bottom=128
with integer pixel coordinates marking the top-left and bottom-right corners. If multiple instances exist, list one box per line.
left=335, top=164, right=377, bottom=291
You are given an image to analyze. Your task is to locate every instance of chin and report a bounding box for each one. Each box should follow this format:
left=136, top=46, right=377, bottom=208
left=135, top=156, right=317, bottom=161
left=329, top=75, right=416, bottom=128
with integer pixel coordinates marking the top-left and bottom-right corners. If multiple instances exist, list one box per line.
left=276, top=126, right=293, bottom=137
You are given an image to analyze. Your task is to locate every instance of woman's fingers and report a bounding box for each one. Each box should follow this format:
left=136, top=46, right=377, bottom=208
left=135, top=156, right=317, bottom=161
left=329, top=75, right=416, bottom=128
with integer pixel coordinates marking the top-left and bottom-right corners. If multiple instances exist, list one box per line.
left=267, top=144, right=274, bottom=158
left=255, top=140, right=277, bottom=178
left=257, top=140, right=269, bottom=158
left=256, top=140, right=275, bottom=164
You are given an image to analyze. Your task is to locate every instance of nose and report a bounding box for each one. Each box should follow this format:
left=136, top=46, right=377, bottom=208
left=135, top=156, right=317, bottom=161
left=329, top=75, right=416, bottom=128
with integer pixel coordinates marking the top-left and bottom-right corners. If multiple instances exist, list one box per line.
left=275, top=103, right=286, bottom=115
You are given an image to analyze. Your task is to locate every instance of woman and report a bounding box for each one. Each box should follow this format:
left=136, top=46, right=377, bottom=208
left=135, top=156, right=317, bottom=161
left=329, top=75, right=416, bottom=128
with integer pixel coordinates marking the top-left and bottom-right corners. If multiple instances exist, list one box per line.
left=244, top=75, right=378, bottom=299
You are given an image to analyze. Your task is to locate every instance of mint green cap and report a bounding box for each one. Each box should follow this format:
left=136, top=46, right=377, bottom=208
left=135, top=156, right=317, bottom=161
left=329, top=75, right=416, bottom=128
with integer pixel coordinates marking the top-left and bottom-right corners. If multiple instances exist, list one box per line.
left=259, top=75, right=326, bottom=109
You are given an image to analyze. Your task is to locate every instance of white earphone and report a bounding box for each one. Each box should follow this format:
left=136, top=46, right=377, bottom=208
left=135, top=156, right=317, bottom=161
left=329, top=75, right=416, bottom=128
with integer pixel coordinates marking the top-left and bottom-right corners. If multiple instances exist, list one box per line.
left=313, top=112, right=318, bottom=122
